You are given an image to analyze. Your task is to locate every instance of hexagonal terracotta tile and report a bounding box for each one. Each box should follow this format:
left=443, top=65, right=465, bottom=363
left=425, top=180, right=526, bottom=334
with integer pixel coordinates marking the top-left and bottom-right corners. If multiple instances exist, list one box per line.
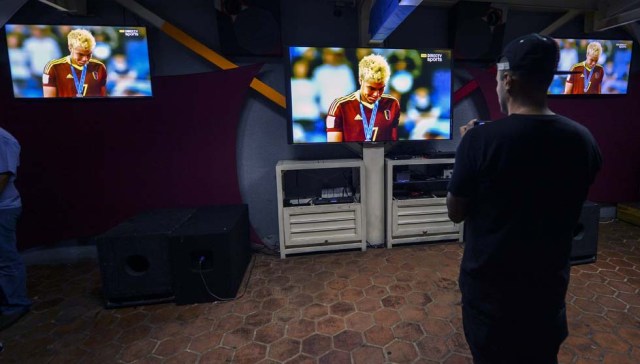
left=301, top=333, right=332, bottom=357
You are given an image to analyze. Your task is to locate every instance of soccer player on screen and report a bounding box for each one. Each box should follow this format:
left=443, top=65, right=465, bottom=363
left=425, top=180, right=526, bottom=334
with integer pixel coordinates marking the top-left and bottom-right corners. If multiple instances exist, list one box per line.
left=564, top=41, right=604, bottom=94
left=326, top=54, right=400, bottom=142
left=42, top=28, right=107, bottom=98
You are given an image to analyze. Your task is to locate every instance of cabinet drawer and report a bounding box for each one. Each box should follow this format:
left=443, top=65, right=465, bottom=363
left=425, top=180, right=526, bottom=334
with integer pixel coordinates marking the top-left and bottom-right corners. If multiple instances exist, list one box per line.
left=393, top=198, right=448, bottom=216
left=394, top=197, right=446, bottom=207
left=392, top=199, right=458, bottom=238
left=393, top=219, right=459, bottom=238
left=284, top=204, right=362, bottom=246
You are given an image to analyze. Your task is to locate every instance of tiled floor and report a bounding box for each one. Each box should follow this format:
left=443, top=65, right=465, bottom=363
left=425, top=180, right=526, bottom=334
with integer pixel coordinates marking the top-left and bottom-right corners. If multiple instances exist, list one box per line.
left=1, top=220, right=639, bottom=363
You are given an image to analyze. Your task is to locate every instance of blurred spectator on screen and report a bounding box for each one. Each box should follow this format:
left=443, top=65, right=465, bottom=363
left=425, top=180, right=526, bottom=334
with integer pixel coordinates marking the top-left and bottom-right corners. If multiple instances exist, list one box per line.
left=312, top=48, right=356, bottom=116
left=557, top=39, right=578, bottom=71
left=290, top=59, right=321, bottom=142
left=23, top=26, right=61, bottom=82
left=6, top=33, right=31, bottom=97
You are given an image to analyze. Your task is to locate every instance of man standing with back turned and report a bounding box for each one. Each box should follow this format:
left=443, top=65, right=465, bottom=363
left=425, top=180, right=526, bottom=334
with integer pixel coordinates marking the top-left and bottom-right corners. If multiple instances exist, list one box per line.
left=447, top=34, right=602, bottom=364
left=0, top=126, right=31, bottom=331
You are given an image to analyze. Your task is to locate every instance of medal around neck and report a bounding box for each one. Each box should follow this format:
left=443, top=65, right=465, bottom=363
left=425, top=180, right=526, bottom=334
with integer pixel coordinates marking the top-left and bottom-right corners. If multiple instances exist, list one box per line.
left=71, top=63, right=87, bottom=98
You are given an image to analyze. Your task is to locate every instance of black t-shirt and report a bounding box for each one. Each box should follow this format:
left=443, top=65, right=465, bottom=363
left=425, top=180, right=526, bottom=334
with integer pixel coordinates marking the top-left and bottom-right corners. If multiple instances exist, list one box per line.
left=448, top=114, right=601, bottom=316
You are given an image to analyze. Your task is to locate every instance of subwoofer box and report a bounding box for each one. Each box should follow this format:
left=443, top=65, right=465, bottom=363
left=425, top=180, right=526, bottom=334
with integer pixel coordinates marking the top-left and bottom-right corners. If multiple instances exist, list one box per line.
left=169, top=205, right=251, bottom=305
left=571, top=201, right=600, bottom=265
left=95, top=208, right=194, bottom=308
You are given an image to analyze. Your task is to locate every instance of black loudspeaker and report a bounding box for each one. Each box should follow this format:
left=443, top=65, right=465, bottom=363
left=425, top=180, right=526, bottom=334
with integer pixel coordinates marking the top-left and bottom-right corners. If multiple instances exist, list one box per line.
left=96, top=208, right=194, bottom=308
left=449, top=1, right=506, bottom=61
left=571, top=201, right=600, bottom=265
left=169, top=205, right=251, bottom=305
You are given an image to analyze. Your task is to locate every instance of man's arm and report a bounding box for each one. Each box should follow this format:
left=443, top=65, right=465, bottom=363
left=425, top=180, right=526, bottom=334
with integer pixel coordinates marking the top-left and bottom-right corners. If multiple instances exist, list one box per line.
left=446, top=118, right=478, bottom=223
left=446, top=192, right=468, bottom=223
left=43, top=86, right=57, bottom=98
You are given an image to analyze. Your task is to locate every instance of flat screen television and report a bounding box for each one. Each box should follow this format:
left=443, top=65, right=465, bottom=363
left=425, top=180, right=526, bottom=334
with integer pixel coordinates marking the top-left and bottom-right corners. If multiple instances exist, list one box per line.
left=4, top=24, right=153, bottom=98
left=285, top=46, right=453, bottom=143
left=549, top=38, right=633, bottom=95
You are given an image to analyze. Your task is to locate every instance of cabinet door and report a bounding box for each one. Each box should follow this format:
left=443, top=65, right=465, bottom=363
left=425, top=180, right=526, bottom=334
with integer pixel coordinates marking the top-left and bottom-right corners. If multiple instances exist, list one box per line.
left=284, top=204, right=362, bottom=246
left=392, top=198, right=459, bottom=238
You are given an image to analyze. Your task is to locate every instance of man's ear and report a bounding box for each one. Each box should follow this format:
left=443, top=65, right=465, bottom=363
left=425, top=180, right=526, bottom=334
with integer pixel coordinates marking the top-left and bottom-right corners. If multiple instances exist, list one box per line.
left=503, top=72, right=513, bottom=91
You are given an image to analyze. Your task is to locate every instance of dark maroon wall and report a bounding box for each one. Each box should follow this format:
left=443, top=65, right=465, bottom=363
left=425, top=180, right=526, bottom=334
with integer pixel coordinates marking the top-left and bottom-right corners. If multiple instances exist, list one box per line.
left=466, top=67, right=640, bottom=204
left=0, top=64, right=261, bottom=249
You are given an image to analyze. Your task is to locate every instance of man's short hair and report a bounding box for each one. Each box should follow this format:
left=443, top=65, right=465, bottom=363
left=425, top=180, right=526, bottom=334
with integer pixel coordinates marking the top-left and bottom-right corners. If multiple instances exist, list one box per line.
left=586, top=42, right=603, bottom=58
left=359, top=54, right=390, bottom=84
left=67, top=29, right=96, bottom=51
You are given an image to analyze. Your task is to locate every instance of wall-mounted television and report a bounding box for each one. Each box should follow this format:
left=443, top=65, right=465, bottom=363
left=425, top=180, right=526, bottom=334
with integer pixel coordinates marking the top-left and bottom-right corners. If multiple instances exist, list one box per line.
left=4, top=24, right=153, bottom=98
left=285, top=46, right=453, bottom=143
left=549, top=38, right=633, bottom=95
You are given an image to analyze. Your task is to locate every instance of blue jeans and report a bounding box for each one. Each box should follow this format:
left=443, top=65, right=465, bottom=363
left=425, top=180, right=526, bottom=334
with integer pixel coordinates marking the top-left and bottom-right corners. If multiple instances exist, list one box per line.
left=0, top=207, right=31, bottom=315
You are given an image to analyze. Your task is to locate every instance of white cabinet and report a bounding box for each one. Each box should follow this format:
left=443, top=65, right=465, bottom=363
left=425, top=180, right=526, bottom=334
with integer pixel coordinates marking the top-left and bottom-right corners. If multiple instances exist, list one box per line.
left=276, top=159, right=366, bottom=258
left=385, top=157, right=463, bottom=248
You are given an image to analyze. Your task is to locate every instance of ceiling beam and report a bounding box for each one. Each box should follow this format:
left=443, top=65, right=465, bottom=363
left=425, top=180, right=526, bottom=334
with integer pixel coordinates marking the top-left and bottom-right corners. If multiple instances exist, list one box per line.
left=623, top=22, right=640, bottom=45
left=368, top=0, right=424, bottom=45
left=539, top=9, right=583, bottom=36
left=420, top=0, right=598, bottom=12
left=590, top=2, right=640, bottom=31
left=600, top=0, right=640, bottom=18
left=37, top=0, right=87, bottom=15
left=358, top=0, right=374, bottom=46
left=0, top=0, right=29, bottom=28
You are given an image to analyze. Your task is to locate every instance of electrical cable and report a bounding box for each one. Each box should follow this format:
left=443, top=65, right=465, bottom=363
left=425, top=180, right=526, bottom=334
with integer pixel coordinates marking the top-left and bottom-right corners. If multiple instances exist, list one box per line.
left=198, top=254, right=256, bottom=302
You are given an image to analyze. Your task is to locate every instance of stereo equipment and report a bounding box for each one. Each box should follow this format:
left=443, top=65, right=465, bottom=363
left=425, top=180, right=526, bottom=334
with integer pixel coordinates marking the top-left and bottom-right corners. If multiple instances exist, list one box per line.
left=96, top=205, right=250, bottom=308
left=96, top=208, right=192, bottom=308
left=169, top=205, right=250, bottom=305
left=571, top=201, right=600, bottom=265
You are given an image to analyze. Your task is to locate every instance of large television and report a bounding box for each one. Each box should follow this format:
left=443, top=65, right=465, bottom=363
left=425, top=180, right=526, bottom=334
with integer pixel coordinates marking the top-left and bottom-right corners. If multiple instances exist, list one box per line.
left=4, top=24, right=153, bottom=98
left=549, top=38, right=633, bottom=95
left=285, top=46, right=453, bottom=143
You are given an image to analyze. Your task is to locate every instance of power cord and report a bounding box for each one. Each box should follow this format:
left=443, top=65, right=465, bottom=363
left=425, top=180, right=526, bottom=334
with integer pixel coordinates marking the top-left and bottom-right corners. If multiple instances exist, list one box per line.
left=198, top=254, right=256, bottom=303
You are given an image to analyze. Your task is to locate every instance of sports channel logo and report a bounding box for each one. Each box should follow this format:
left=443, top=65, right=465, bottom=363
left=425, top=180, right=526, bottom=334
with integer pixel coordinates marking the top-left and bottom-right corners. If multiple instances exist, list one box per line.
left=119, top=29, right=140, bottom=37
left=421, top=53, right=443, bottom=62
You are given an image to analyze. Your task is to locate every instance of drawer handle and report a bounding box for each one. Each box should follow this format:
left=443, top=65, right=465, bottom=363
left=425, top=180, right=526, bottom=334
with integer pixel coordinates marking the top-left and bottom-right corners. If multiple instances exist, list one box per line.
left=324, top=240, right=329, bottom=243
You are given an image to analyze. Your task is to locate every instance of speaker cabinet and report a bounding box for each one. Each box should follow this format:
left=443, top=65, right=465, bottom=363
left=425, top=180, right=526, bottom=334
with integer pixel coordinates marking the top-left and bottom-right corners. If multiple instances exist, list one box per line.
left=571, top=201, right=600, bottom=265
left=96, top=208, right=194, bottom=308
left=169, top=205, right=250, bottom=305
left=449, top=1, right=506, bottom=62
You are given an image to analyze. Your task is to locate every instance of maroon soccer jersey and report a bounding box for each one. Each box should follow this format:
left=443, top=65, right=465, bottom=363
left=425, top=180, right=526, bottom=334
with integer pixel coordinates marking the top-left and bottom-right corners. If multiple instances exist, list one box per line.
left=326, top=91, right=400, bottom=142
left=43, top=57, right=107, bottom=97
left=566, top=62, right=604, bottom=94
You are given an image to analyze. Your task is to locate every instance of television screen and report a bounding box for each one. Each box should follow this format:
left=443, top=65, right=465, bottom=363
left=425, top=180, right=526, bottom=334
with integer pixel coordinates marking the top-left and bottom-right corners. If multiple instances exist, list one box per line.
left=4, top=24, right=153, bottom=98
left=549, top=38, right=633, bottom=95
left=285, top=47, right=453, bottom=143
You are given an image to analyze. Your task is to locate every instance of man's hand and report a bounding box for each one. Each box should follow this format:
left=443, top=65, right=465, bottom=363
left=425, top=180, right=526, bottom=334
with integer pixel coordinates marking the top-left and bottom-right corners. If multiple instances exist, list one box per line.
left=460, top=119, right=478, bottom=137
